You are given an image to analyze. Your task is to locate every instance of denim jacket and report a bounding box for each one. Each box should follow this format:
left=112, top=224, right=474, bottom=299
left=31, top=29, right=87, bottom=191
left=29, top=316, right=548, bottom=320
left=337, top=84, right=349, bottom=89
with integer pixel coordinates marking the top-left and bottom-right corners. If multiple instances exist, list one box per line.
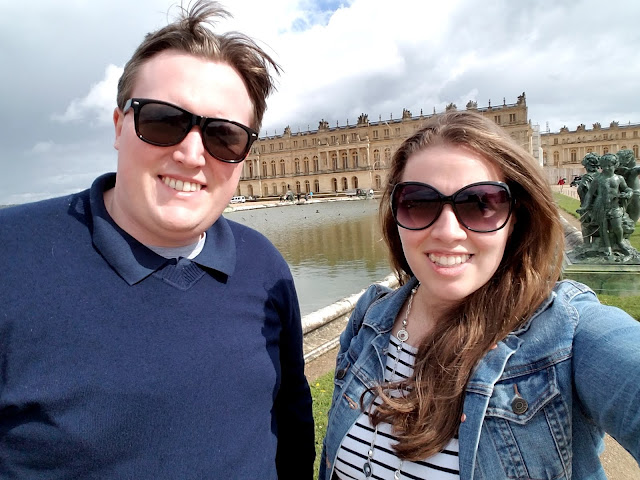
left=319, top=278, right=640, bottom=479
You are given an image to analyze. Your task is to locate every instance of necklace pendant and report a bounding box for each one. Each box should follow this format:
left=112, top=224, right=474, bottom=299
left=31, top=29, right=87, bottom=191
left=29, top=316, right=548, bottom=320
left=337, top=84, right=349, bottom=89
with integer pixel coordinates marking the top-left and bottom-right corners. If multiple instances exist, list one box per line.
left=363, top=461, right=372, bottom=477
left=394, top=468, right=402, bottom=480
left=397, top=328, right=409, bottom=342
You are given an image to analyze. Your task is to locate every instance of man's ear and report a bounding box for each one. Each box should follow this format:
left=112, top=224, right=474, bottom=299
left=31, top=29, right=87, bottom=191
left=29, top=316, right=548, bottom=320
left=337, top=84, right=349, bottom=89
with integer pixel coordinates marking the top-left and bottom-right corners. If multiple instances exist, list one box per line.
left=113, top=107, right=124, bottom=150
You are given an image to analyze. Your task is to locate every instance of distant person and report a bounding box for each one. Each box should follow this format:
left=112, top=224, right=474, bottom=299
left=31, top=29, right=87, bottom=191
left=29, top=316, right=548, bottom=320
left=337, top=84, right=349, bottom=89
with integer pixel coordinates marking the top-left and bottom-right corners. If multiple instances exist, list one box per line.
left=557, top=177, right=566, bottom=185
left=0, top=1, right=314, bottom=478
left=320, top=111, right=640, bottom=479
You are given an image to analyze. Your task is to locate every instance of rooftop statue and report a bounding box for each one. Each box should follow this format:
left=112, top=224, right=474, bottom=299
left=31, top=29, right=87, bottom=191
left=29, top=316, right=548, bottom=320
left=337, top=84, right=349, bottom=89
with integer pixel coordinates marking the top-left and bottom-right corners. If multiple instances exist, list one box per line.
left=571, top=151, right=640, bottom=263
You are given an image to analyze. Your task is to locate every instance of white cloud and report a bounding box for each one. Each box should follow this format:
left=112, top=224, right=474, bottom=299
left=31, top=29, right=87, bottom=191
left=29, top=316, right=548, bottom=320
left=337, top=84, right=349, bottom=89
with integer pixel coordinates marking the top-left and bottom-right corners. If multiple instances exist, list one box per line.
left=52, top=64, right=123, bottom=126
left=4, top=0, right=640, bottom=204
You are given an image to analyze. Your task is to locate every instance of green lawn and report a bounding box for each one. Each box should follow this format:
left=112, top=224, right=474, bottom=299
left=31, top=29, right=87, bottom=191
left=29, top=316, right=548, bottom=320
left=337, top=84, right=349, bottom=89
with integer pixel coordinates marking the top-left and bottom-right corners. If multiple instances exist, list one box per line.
left=311, top=371, right=334, bottom=478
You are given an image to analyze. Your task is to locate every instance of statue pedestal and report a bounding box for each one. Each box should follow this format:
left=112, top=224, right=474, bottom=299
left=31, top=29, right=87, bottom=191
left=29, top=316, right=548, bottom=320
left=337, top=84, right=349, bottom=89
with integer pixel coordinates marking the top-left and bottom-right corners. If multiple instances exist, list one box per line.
left=562, top=254, right=640, bottom=296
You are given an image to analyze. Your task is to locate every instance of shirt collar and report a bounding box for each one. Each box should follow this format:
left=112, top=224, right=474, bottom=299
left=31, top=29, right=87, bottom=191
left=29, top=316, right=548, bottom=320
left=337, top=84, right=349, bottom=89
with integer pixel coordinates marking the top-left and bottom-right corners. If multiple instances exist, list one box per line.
left=89, top=173, right=236, bottom=285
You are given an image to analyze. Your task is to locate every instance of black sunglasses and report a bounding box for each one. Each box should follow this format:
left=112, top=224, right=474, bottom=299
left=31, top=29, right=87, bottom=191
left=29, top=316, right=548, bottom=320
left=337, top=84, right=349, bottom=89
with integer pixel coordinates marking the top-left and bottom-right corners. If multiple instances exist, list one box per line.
left=123, top=98, right=258, bottom=163
left=391, top=181, right=513, bottom=232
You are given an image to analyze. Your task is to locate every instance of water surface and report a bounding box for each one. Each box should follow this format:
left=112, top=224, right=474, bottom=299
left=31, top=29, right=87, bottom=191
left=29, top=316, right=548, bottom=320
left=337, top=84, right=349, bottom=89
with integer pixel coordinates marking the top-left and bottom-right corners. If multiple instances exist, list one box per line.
left=225, top=200, right=391, bottom=315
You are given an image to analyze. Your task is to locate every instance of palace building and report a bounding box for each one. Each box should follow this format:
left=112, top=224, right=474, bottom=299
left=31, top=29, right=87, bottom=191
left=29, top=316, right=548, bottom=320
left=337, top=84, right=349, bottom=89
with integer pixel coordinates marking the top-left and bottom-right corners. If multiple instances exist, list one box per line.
left=541, top=121, right=640, bottom=182
left=237, top=93, right=532, bottom=198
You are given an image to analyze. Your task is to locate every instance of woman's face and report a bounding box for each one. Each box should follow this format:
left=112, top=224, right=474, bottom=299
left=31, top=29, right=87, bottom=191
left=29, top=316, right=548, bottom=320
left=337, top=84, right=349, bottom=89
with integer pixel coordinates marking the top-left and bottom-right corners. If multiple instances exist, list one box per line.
left=397, top=144, right=514, bottom=311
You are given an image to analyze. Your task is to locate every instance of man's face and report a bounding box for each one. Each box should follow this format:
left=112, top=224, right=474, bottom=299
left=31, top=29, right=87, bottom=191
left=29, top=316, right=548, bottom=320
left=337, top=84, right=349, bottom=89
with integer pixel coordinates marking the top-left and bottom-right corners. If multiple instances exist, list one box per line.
left=108, top=50, right=254, bottom=247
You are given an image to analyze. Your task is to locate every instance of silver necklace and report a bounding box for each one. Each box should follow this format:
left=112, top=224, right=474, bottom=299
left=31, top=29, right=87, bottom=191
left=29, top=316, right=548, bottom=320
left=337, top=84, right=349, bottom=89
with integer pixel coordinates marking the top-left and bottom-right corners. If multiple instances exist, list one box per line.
left=363, top=284, right=418, bottom=480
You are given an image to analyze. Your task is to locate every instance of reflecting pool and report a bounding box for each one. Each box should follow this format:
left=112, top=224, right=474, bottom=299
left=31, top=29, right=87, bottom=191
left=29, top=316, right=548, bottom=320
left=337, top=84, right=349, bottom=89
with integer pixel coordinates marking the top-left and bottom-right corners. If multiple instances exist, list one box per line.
left=225, top=200, right=391, bottom=315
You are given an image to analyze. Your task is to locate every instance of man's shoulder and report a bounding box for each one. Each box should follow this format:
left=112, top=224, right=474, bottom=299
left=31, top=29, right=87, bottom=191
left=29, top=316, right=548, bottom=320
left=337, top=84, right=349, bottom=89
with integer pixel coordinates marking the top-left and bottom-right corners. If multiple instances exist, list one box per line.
left=1, top=190, right=89, bottom=216
left=0, top=190, right=91, bottom=237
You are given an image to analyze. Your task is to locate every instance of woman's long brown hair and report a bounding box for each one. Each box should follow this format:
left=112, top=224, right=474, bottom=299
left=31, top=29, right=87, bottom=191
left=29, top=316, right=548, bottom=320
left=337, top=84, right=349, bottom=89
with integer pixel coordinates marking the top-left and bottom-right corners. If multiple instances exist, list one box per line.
left=373, top=110, right=564, bottom=460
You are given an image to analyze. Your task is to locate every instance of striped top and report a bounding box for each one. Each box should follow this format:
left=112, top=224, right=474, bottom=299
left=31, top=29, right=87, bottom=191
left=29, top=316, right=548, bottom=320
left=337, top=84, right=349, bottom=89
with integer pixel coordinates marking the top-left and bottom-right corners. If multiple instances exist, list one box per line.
left=334, top=336, right=460, bottom=480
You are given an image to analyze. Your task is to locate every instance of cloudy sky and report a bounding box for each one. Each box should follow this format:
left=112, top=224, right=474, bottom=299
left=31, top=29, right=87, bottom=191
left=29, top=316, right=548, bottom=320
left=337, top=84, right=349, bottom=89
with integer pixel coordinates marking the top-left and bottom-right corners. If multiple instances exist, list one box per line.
left=1, top=0, right=638, bottom=205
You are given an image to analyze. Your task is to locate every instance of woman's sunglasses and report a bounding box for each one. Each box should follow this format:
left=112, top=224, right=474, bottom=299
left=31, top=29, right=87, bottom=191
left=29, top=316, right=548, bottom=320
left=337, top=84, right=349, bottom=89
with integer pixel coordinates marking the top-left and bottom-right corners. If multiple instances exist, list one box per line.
left=391, top=181, right=513, bottom=232
left=123, top=98, right=258, bottom=163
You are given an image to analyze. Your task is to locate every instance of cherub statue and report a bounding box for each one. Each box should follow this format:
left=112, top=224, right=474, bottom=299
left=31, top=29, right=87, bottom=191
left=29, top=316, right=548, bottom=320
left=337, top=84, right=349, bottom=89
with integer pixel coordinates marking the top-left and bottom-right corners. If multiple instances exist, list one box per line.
left=576, top=153, right=600, bottom=244
left=616, top=149, right=640, bottom=222
left=578, top=154, right=634, bottom=256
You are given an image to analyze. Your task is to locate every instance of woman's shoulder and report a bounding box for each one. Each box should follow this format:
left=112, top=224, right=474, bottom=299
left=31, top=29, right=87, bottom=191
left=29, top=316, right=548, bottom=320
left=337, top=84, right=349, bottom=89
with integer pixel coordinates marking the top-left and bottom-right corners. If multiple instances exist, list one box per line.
left=511, top=279, right=637, bottom=359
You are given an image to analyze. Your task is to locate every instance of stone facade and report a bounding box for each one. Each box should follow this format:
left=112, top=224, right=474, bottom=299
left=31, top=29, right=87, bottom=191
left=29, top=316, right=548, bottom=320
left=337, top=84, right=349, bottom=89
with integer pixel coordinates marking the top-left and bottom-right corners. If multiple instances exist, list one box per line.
left=237, top=93, right=531, bottom=197
left=541, top=121, right=640, bottom=183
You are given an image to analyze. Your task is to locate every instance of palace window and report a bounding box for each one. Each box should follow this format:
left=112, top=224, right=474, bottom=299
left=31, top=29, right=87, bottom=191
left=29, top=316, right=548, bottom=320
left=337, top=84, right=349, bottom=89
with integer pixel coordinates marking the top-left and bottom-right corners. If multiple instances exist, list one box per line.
left=352, top=133, right=358, bottom=140
left=262, top=161, right=268, bottom=177
left=279, top=142, right=283, bottom=150
left=342, top=177, right=348, bottom=190
left=281, top=183, right=287, bottom=195
left=314, top=180, right=320, bottom=193
left=313, top=156, right=319, bottom=171
left=304, top=180, right=310, bottom=193
left=553, top=151, right=559, bottom=164
left=395, top=127, right=401, bottom=136
left=352, top=176, right=359, bottom=189
left=304, top=157, right=310, bottom=173
left=554, top=138, right=558, bottom=145
left=373, top=149, right=380, bottom=162
left=270, top=160, right=276, bottom=176
left=341, top=134, right=347, bottom=143
left=280, top=159, right=285, bottom=175
left=294, top=158, right=300, bottom=173
left=332, top=178, right=338, bottom=191
left=270, top=143, right=274, bottom=151
left=603, top=134, right=608, bottom=140
left=384, top=148, right=391, bottom=164
left=293, top=140, right=298, bottom=147
left=373, top=130, right=378, bottom=139
left=375, top=175, right=381, bottom=190
left=494, top=115, right=501, bottom=124
left=634, top=145, right=639, bottom=157
left=332, top=153, right=338, bottom=170
left=384, top=128, right=390, bottom=138
left=342, top=152, right=348, bottom=169
left=303, top=139, right=308, bottom=147
left=331, top=136, right=337, bottom=144
left=264, top=185, right=269, bottom=195
left=622, top=132, right=627, bottom=139
left=509, top=113, right=516, bottom=123
left=295, top=181, right=301, bottom=194
left=352, top=151, right=359, bottom=168
left=570, top=149, right=577, bottom=162
left=261, top=145, right=266, bottom=153
left=603, top=147, right=609, bottom=154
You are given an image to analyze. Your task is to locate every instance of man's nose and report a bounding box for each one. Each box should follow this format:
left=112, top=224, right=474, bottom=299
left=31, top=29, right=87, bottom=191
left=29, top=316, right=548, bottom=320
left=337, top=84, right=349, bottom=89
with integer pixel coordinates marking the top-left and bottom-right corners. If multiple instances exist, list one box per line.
left=173, top=127, right=207, bottom=167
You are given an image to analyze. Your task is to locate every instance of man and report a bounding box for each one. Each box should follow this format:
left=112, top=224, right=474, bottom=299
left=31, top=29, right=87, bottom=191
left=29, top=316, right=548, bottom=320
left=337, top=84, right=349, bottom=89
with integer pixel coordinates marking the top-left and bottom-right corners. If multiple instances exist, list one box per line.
left=0, top=2, right=314, bottom=478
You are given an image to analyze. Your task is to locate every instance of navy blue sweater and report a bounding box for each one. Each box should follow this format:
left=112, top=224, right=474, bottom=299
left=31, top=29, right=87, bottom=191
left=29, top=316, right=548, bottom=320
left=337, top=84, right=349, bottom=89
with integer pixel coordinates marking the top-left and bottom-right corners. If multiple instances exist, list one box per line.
left=0, top=174, right=314, bottom=479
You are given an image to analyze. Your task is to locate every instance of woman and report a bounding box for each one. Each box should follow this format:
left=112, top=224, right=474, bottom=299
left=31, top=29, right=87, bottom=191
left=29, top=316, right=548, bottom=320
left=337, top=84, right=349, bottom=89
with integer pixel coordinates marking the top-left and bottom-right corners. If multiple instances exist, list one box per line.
left=320, top=111, right=640, bottom=480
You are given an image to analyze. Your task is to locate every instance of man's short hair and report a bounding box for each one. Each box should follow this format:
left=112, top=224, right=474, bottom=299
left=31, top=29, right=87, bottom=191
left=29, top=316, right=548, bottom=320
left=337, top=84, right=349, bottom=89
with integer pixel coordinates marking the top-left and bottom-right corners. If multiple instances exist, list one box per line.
left=116, top=0, right=280, bottom=130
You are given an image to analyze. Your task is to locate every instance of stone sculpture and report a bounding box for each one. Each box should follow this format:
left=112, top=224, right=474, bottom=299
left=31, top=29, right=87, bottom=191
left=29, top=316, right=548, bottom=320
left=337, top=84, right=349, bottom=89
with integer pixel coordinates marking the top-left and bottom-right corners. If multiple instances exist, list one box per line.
left=571, top=151, right=640, bottom=263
